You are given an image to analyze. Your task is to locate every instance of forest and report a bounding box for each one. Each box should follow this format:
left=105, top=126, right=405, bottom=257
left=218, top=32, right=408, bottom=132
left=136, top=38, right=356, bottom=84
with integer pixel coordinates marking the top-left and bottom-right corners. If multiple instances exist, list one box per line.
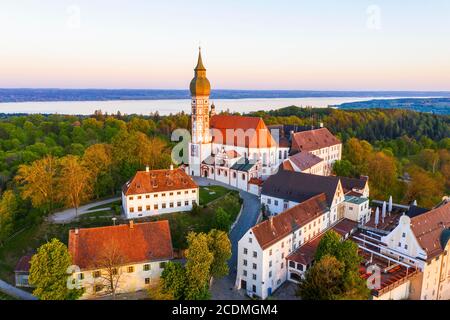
left=248, top=107, right=450, bottom=207
left=0, top=107, right=449, bottom=245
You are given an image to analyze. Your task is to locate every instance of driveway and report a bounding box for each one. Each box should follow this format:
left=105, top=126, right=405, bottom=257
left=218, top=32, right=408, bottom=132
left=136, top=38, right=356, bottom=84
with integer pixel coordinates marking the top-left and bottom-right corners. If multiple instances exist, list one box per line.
left=0, top=279, right=37, bottom=300
left=194, top=177, right=261, bottom=300
left=48, top=197, right=120, bottom=224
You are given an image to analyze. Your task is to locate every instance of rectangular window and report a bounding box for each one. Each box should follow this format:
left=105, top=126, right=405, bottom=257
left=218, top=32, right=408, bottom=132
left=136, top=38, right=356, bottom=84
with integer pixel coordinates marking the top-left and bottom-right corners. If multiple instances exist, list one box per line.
left=94, top=284, right=104, bottom=293
left=249, top=237, right=252, bottom=243
left=129, top=207, right=134, bottom=213
left=129, top=197, right=134, bottom=201
left=185, top=191, right=189, bottom=194
left=145, top=278, right=150, bottom=285
left=289, top=261, right=295, bottom=268
left=253, top=251, right=257, bottom=258
left=146, top=195, right=150, bottom=199
left=177, top=201, right=182, bottom=207
left=170, top=203, right=174, bottom=208
left=185, top=201, right=189, bottom=206
left=243, top=270, right=247, bottom=277
left=154, top=204, right=158, bottom=210
left=192, top=189, right=196, bottom=193
left=78, top=273, right=84, bottom=280
left=252, top=274, right=257, bottom=280
left=162, top=193, right=166, bottom=197
left=252, top=263, right=257, bottom=270
left=93, top=271, right=101, bottom=278
left=137, top=196, right=142, bottom=200
left=146, top=205, right=151, bottom=211
left=138, top=206, right=142, bottom=212
left=243, top=248, right=248, bottom=255
left=127, top=266, right=134, bottom=273
left=177, top=192, right=181, bottom=195
left=162, top=203, right=166, bottom=209
left=243, top=259, right=248, bottom=266
left=170, top=192, right=174, bottom=196
left=143, top=264, right=151, bottom=271
left=112, top=268, right=118, bottom=276
left=252, top=285, right=256, bottom=293
left=269, top=271, right=272, bottom=278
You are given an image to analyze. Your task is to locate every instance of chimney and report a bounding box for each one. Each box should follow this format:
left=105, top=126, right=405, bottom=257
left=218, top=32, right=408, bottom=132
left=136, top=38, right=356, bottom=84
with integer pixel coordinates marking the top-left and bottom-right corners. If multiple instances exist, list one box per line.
left=269, top=215, right=274, bottom=229
left=145, top=165, right=150, bottom=173
left=319, top=122, right=324, bottom=128
left=170, top=164, right=174, bottom=171
left=75, top=228, right=79, bottom=235
left=129, top=220, right=134, bottom=229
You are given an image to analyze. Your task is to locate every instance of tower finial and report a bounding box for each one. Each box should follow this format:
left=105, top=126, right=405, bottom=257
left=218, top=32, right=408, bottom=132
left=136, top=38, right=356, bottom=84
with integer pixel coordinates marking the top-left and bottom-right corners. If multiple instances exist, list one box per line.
left=195, top=46, right=206, bottom=71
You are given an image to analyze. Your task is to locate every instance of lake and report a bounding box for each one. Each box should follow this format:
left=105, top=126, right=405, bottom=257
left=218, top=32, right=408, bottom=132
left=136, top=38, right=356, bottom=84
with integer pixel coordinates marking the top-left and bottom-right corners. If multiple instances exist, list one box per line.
left=0, top=96, right=429, bottom=115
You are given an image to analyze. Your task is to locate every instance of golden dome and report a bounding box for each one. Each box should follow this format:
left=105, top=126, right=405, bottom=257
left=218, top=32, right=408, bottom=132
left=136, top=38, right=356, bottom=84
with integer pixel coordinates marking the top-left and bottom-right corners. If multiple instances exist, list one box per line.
left=190, top=48, right=211, bottom=96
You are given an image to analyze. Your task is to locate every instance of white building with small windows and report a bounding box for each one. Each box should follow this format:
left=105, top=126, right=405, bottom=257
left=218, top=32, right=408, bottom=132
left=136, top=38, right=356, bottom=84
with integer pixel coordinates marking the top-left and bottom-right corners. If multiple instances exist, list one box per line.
left=236, top=194, right=359, bottom=299
left=122, top=166, right=199, bottom=219
left=68, top=220, right=174, bottom=299
left=291, top=128, right=342, bottom=176
left=187, top=49, right=289, bottom=193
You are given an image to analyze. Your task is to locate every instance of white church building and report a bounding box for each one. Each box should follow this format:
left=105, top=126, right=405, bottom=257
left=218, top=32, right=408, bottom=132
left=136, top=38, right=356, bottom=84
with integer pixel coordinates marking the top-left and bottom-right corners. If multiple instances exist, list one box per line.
left=187, top=49, right=290, bottom=192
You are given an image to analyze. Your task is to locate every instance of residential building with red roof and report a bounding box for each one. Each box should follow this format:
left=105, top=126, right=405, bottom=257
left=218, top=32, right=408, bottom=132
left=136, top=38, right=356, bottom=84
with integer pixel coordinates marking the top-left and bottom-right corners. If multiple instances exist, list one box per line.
left=122, top=165, right=199, bottom=219
left=291, top=127, right=342, bottom=175
left=68, top=220, right=174, bottom=298
left=379, top=200, right=450, bottom=300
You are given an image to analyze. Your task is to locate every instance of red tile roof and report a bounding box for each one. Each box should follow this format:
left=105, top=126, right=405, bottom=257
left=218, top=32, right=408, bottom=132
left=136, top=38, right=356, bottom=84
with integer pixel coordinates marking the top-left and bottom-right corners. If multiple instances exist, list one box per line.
left=287, top=219, right=358, bottom=265
left=287, top=234, right=323, bottom=265
left=122, top=168, right=198, bottom=196
left=68, top=221, right=174, bottom=270
left=292, top=128, right=341, bottom=152
left=281, top=159, right=295, bottom=171
left=252, top=194, right=328, bottom=249
left=410, top=202, right=450, bottom=260
left=289, top=152, right=323, bottom=171
left=14, top=255, right=32, bottom=273
left=248, top=177, right=264, bottom=186
left=210, top=115, right=277, bottom=148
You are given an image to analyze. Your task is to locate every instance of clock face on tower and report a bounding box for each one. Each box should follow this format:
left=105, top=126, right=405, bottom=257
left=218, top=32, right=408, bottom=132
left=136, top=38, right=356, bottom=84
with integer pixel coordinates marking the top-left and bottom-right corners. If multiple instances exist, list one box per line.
left=191, top=144, right=199, bottom=157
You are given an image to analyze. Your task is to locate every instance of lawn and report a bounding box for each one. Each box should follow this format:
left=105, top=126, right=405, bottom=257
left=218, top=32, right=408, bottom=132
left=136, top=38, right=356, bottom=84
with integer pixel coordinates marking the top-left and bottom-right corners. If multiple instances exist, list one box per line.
left=0, top=186, right=241, bottom=283
left=0, top=291, right=17, bottom=300
left=87, top=200, right=122, bottom=211
left=142, top=190, right=242, bottom=249
left=199, top=185, right=232, bottom=205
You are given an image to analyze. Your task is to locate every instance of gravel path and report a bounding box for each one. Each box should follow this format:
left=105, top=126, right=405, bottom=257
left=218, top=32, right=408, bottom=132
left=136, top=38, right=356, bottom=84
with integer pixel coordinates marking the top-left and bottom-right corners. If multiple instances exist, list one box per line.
left=48, top=197, right=120, bottom=224
left=0, top=279, right=37, bottom=300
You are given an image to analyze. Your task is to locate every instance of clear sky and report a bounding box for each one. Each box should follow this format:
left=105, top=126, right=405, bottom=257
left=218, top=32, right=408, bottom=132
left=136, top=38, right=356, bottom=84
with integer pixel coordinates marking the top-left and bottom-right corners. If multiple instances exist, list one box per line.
left=1, top=0, right=450, bottom=90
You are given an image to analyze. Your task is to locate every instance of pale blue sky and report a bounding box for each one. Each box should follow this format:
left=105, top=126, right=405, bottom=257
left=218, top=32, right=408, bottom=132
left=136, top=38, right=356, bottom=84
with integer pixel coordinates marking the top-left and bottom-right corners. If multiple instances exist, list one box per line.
left=0, top=0, right=449, bottom=90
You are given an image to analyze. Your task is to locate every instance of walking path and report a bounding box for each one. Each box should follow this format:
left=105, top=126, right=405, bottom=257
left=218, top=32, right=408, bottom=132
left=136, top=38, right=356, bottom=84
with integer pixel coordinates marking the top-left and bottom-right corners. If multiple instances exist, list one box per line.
left=194, top=177, right=261, bottom=300
left=0, top=279, right=37, bottom=300
left=48, top=197, right=121, bottom=224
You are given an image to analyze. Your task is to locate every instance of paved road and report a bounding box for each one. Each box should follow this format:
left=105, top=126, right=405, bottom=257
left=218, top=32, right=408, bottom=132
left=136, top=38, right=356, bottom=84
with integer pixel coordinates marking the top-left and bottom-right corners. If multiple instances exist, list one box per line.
left=48, top=197, right=120, bottom=224
left=0, top=279, right=37, bottom=300
left=194, top=177, right=261, bottom=300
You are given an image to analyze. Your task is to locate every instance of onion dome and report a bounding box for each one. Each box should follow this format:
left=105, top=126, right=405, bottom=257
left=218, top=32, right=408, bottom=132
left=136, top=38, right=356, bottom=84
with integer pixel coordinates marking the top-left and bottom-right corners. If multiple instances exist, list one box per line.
left=190, top=48, right=211, bottom=96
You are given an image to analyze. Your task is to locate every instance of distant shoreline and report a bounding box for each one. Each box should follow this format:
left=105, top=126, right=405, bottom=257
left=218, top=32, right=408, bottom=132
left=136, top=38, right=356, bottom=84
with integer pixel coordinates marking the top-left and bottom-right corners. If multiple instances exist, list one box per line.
left=1, top=89, right=449, bottom=104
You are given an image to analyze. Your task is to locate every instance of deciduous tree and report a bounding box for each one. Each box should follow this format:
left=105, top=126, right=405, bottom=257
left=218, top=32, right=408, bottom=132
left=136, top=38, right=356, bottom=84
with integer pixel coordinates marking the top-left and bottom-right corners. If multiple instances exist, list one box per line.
left=185, top=232, right=213, bottom=300
left=15, top=155, right=59, bottom=213
left=29, top=238, right=83, bottom=300
left=57, top=155, right=93, bottom=215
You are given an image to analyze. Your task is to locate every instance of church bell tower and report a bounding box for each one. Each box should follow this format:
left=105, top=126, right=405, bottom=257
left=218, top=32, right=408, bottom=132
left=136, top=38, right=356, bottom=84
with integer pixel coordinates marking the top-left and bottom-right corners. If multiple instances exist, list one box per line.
left=189, top=48, right=212, bottom=176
